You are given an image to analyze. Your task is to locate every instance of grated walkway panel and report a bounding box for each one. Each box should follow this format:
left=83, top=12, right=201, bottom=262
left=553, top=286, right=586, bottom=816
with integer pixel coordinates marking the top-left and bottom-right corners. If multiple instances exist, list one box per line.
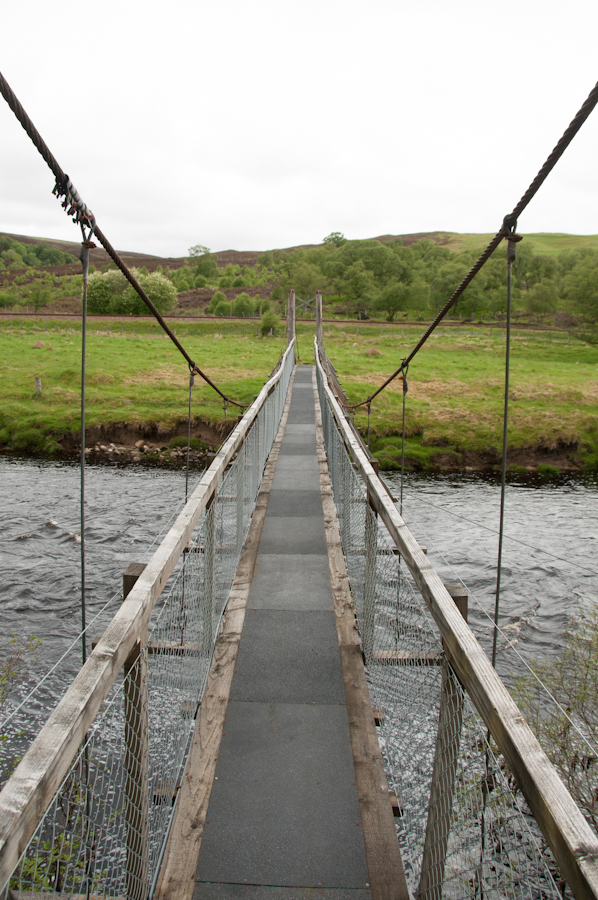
left=194, top=365, right=370, bottom=897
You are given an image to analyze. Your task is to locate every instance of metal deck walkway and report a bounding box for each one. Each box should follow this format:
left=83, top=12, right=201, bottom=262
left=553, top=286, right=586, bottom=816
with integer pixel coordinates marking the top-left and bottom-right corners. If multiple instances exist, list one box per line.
left=193, top=365, right=371, bottom=899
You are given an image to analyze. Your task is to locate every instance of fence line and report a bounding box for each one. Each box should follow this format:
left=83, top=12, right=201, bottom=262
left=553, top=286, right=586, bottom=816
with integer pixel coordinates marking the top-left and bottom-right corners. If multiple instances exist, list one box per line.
left=0, top=338, right=295, bottom=897
left=315, top=336, right=598, bottom=900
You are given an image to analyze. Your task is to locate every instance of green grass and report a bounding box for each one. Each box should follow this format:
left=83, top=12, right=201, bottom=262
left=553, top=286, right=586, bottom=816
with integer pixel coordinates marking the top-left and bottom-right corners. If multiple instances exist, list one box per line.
left=2, top=316, right=598, bottom=471
left=0, top=318, right=283, bottom=450
left=315, top=322, right=598, bottom=470
left=437, top=232, right=598, bottom=256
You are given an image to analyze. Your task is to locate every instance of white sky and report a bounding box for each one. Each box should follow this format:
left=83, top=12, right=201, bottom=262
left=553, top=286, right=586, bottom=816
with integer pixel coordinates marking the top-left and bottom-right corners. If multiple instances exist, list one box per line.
left=1, top=0, right=598, bottom=257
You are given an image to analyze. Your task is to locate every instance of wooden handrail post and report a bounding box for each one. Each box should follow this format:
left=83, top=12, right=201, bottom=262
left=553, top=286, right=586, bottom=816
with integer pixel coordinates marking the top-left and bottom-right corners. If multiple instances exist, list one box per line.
left=418, top=582, right=468, bottom=900
left=288, top=290, right=295, bottom=345
left=315, top=289, right=323, bottom=346
left=362, top=492, right=378, bottom=664
left=123, top=562, right=150, bottom=900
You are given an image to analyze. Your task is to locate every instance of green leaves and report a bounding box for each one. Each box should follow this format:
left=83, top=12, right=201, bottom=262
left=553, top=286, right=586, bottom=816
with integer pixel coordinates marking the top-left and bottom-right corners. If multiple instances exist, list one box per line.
left=87, top=269, right=177, bottom=315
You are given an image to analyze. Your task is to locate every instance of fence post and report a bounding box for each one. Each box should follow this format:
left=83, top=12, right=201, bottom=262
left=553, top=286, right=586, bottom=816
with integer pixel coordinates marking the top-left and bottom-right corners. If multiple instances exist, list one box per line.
left=288, top=289, right=295, bottom=344
left=362, top=493, right=378, bottom=664
left=204, top=496, right=216, bottom=654
left=418, top=582, right=468, bottom=900
left=122, top=562, right=150, bottom=900
left=316, top=289, right=323, bottom=346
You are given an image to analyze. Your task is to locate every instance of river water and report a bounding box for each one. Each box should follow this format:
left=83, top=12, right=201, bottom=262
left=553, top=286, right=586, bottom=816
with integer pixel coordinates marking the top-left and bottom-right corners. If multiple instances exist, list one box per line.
left=1, top=457, right=597, bottom=748
left=385, top=469, right=598, bottom=683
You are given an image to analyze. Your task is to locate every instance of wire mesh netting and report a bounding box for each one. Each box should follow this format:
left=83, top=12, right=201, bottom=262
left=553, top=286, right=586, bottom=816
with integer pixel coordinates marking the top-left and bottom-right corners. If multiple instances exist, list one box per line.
left=316, top=361, right=565, bottom=900
left=2, top=347, right=294, bottom=900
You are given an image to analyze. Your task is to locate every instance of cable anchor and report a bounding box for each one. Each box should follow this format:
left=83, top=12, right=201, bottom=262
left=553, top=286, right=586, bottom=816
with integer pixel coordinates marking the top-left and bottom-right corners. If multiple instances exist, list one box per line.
left=505, top=232, right=524, bottom=264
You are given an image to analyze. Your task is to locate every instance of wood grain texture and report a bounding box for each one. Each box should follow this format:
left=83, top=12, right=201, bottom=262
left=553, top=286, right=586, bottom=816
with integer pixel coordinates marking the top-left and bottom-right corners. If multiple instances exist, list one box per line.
left=153, top=367, right=296, bottom=900
left=0, top=341, right=295, bottom=894
left=313, top=368, right=410, bottom=900
left=315, top=347, right=598, bottom=900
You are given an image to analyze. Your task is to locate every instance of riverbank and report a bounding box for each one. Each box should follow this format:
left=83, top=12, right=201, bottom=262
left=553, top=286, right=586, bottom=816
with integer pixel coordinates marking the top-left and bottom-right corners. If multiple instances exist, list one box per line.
left=2, top=317, right=597, bottom=473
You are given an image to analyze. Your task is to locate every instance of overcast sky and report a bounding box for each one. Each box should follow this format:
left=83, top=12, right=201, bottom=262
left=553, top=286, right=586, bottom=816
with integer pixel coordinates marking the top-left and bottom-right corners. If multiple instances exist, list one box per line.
left=1, top=0, right=597, bottom=258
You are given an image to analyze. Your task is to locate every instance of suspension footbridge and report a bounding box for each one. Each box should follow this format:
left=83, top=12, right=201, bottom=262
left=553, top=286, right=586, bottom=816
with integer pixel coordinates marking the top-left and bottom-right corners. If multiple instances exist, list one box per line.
left=2, top=68, right=598, bottom=900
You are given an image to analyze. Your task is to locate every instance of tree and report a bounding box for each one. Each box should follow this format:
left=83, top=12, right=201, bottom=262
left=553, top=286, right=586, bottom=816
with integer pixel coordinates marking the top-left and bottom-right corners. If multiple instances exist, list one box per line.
left=292, top=263, right=321, bottom=301
left=188, top=244, right=218, bottom=279
left=188, top=244, right=211, bottom=258
left=260, top=309, right=280, bottom=335
left=525, top=281, right=558, bottom=316
left=563, top=251, right=598, bottom=321
left=375, top=282, right=410, bottom=321
left=342, top=260, right=379, bottom=314
left=323, top=232, right=346, bottom=247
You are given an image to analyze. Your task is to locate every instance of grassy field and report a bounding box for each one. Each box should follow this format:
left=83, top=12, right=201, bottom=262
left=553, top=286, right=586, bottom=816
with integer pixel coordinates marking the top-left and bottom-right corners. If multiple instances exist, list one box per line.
left=436, top=232, right=598, bottom=256
left=1, top=317, right=597, bottom=472
left=0, top=318, right=284, bottom=454
left=317, top=321, right=598, bottom=473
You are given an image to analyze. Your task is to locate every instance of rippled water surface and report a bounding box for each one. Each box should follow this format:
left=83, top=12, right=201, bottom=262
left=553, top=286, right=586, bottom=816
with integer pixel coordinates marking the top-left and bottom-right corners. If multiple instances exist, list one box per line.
left=386, top=470, right=598, bottom=681
left=0, top=456, right=194, bottom=734
left=1, top=458, right=597, bottom=725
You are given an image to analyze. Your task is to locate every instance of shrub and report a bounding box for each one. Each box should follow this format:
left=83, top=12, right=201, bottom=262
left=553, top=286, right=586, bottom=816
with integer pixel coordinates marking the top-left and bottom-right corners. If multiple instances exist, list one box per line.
left=232, top=293, right=252, bottom=317
left=194, top=274, right=207, bottom=288
left=87, top=269, right=177, bottom=315
left=208, top=291, right=227, bottom=313
left=214, top=301, right=230, bottom=317
left=30, top=288, right=52, bottom=311
left=260, top=309, right=281, bottom=336
left=233, top=276, right=245, bottom=288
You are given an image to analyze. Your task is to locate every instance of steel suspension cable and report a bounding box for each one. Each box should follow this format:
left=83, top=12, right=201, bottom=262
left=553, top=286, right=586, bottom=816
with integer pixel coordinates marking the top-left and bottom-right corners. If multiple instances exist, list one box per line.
left=79, top=237, right=91, bottom=667
left=0, top=68, right=243, bottom=409
left=491, top=236, right=520, bottom=667
left=350, top=76, right=598, bottom=410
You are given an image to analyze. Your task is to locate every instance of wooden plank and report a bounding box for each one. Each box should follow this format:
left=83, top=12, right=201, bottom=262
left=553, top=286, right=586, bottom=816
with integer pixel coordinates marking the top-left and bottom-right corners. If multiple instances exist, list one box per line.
left=313, top=369, right=409, bottom=900
left=315, top=348, right=598, bottom=900
left=0, top=340, right=295, bottom=893
left=153, top=366, right=296, bottom=900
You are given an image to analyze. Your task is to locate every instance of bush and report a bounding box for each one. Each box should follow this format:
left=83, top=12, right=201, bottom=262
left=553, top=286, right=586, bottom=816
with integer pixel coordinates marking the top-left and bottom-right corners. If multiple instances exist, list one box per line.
left=260, top=309, right=281, bottom=336
left=208, top=291, right=227, bottom=313
left=254, top=297, right=270, bottom=315
left=233, top=276, right=245, bottom=288
left=233, top=293, right=252, bottom=317
left=87, top=269, right=177, bottom=315
left=194, top=274, right=207, bottom=288
left=30, top=288, right=52, bottom=311
left=214, top=301, right=230, bottom=317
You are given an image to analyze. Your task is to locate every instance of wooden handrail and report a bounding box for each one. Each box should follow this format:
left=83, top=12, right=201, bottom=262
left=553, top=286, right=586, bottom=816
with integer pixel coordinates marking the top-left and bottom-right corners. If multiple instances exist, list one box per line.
left=315, top=340, right=598, bottom=900
left=0, top=339, right=295, bottom=892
